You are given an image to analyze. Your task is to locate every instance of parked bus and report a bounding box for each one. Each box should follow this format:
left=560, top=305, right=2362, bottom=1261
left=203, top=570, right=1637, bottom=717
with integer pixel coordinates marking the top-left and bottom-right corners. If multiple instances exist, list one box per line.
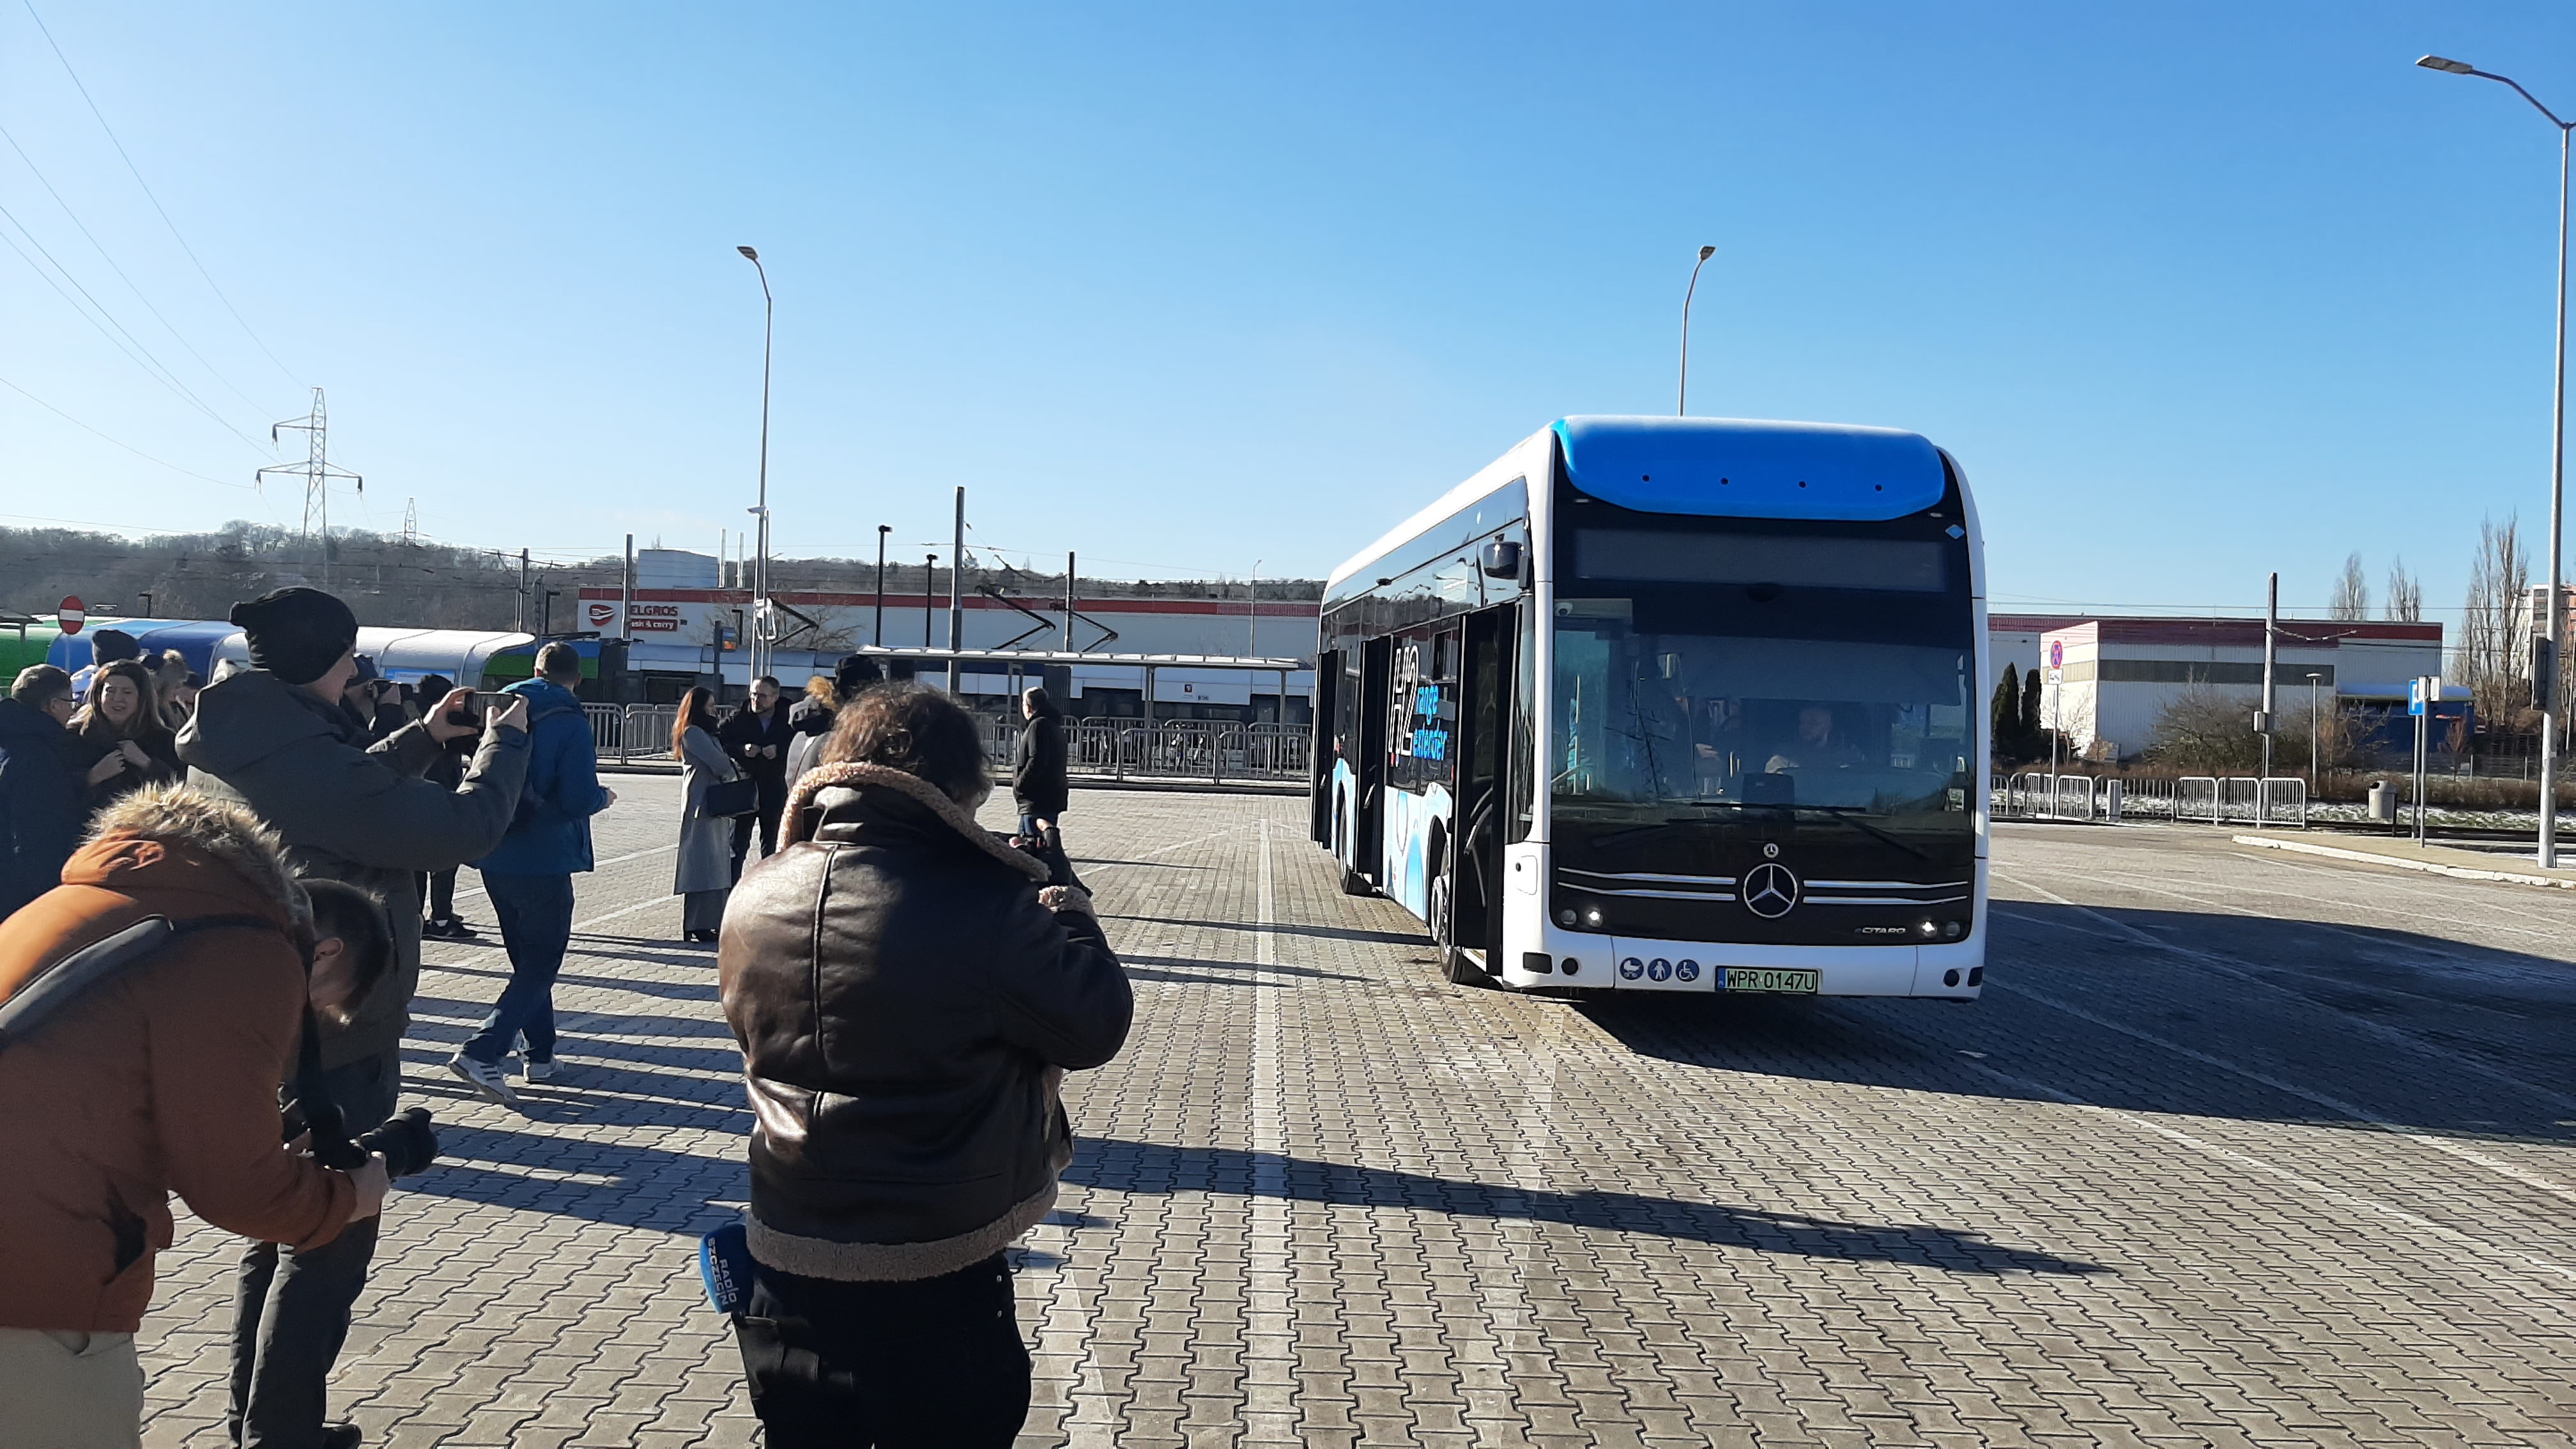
left=1314, top=416, right=1987, bottom=1000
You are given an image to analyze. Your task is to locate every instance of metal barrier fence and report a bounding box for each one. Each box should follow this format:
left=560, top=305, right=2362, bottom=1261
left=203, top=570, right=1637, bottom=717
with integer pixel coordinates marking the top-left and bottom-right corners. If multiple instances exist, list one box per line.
left=2166, top=775, right=2308, bottom=826
left=587, top=704, right=679, bottom=764
left=1998, top=772, right=2304, bottom=827
left=997, top=717, right=1310, bottom=785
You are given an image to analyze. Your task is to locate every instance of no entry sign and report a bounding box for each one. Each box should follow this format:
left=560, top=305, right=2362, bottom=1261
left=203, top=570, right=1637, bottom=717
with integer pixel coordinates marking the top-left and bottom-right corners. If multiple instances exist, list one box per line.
left=57, top=596, right=85, bottom=636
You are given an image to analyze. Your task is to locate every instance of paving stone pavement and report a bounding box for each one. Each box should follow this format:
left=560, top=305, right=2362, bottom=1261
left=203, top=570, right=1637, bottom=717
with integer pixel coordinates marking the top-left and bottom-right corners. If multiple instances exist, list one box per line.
left=134, top=783, right=2576, bottom=1446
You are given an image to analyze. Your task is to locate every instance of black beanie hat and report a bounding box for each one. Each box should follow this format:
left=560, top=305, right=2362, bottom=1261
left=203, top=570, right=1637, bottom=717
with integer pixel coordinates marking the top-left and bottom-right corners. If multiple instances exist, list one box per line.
left=834, top=652, right=882, bottom=691
left=228, top=587, right=359, bottom=686
left=88, top=629, right=142, bottom=666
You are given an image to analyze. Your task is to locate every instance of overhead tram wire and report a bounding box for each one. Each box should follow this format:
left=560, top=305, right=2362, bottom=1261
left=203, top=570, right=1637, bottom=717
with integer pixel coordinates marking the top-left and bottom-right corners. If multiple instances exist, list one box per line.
left=0, top=121, right=283, bottom=421
left=20, top=0, right=300, bottom=388
left=0, top=208, right=275, bottom=452
left=0, top=375, right=256, bottom=489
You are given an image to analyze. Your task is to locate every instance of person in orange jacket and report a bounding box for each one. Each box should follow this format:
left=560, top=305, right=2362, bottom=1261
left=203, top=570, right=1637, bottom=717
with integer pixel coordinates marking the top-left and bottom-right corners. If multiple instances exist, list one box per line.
left=0, top=784, right=391, bottom=1449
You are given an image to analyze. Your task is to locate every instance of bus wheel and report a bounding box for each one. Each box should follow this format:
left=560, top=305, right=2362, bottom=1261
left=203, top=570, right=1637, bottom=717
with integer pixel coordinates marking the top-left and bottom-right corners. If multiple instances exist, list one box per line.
left=1338, top=862, right=1374, bottom=897
left=1430, top=872, right=1492, bottom=988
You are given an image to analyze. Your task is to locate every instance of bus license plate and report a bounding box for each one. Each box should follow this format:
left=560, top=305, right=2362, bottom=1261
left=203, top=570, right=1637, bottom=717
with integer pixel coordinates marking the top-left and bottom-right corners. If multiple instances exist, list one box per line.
left=1722, top=967, right=1818, bottom=994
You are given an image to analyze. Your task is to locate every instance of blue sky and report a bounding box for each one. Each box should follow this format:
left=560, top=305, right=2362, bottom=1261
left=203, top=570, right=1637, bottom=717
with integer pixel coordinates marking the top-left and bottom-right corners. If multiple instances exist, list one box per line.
left=4, top=3, right=2575, bottom=624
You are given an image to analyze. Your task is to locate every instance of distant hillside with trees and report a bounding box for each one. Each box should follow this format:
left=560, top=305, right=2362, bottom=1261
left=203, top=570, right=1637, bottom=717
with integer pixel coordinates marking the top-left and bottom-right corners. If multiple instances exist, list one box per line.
left=0, top=522, right=1319, bottom=634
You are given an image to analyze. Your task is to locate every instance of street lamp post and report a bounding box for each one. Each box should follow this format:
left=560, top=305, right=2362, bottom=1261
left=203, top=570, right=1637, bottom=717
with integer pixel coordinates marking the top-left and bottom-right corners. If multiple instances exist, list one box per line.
left=2306, top=672, right=2324, bottom=788
left=874, top=524, right=891, bottom=646
left=924, top=555, right=937, bottom=649
left=1248, top=558, right=1262, bottom=657
left=2419, top=54, right=2571, bottom=866
left=737, top=245, right=775, bottom=684
left=1678, top=244, right=1717, bottom=416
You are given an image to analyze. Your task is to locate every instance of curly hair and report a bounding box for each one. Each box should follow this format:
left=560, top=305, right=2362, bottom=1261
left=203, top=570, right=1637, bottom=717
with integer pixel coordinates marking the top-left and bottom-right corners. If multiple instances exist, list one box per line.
left=821, top=682, right=990, bottom=804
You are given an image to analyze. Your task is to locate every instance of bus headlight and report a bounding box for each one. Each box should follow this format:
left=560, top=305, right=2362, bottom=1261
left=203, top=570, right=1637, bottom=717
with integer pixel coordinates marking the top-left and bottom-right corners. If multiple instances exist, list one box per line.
left=1583, top=906, right=1605, bottom=930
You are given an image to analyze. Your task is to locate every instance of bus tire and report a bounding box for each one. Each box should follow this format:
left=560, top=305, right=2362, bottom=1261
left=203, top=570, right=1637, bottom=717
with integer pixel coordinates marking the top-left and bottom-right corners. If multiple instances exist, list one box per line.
left=1338, top=862, right=1374, bottom=897
left=1441, top=944, right=1495, bottom=988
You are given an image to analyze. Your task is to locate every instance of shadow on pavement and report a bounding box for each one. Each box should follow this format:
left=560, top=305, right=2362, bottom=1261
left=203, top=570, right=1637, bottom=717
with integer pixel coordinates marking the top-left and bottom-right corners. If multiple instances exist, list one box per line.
left=1119, top=952, right=1368, bottom=986
left=1064, top=1138, right=2104, bottom=1276
left=397, top=1121, right=746, bottom=1234
left=1107, top=915, right=1428, bottom=947
left=1584, top=900, right=2576, bottom=1147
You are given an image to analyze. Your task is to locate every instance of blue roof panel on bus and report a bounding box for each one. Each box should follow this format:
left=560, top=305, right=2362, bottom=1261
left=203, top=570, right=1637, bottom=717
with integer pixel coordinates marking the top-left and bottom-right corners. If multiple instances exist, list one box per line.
left=1552, top=417, right=1946, bottom=521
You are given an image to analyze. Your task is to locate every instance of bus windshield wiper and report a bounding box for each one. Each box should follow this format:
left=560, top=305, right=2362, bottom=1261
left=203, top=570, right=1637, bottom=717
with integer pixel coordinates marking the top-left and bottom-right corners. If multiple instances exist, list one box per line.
left=1665, top=800, right=1932, bottom=861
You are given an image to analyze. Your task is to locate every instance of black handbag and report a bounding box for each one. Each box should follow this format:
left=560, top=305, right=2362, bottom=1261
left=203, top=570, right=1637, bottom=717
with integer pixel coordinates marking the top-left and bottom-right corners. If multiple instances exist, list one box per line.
left=703, top=775, right=759, bottom=818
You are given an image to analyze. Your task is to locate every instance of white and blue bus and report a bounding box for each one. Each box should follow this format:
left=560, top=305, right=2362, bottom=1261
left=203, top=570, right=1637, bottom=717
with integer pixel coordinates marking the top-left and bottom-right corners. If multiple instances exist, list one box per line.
left=1314, top=416, right=1988, bottom=1000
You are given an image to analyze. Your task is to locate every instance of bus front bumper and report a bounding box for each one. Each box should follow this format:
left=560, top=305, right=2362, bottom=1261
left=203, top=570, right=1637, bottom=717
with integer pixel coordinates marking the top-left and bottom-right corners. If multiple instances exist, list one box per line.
left=1501, top=928, right=1984, bottom=1000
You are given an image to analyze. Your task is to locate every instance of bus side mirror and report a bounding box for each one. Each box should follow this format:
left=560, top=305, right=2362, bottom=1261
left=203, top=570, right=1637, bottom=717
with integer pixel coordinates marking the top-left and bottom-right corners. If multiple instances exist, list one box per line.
left=1480, top=540, right=1523, bottom=580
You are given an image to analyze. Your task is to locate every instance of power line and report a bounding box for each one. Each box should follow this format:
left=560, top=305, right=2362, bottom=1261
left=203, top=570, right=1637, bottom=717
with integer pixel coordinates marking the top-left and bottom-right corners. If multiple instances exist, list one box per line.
left=0, top=374, right=255, bottom=489
left=19, top=0, right=300, bottom=387
left=0, top=207, right=272, bottom=450
left=0, top=121, right=283, bottom=423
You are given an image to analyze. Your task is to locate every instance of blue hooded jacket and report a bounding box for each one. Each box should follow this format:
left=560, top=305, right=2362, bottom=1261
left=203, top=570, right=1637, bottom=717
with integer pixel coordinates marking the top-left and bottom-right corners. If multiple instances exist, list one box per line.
left=473, top=677, right=611, bottom=876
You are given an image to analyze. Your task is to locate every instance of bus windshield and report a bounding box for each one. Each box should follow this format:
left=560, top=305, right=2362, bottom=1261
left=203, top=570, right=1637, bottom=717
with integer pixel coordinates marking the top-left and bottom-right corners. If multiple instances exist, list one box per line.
left=1551, top=599, right=1972, bottom=821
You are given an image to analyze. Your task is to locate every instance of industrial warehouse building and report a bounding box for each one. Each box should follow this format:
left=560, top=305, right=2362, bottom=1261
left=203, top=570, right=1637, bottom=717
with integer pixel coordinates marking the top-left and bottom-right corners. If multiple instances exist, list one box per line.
left=2027, top=616, right=2446, bottom=761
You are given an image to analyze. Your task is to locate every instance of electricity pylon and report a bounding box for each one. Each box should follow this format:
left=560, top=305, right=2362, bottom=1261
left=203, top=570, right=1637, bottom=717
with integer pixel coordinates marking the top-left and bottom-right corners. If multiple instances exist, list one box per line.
left=257, top=387, right=364, bottom=588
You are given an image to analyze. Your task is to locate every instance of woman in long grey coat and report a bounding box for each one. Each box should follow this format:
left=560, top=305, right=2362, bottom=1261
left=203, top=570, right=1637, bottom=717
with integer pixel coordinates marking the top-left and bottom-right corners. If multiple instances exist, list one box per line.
left=673, top=686, right=741, bottom=943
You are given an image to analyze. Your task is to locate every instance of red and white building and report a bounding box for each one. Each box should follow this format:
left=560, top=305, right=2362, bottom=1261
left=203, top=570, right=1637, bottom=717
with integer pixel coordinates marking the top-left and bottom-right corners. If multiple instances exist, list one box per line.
left=579, top=551, right=1316, bottom=717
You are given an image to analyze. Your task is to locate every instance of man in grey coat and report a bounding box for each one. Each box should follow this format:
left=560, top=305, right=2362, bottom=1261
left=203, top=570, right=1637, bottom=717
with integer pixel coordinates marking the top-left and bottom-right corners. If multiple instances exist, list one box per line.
left=177, top=586, right=531, bottom=1449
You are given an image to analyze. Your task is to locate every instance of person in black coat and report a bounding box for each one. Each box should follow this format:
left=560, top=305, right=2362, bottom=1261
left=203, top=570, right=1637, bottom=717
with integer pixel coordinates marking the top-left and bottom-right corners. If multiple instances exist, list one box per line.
left=1011, top=687, right=1070, bottom=847
left=719, top=675, right=793, bottom=877
left=0, top=666, right=85, bottom=919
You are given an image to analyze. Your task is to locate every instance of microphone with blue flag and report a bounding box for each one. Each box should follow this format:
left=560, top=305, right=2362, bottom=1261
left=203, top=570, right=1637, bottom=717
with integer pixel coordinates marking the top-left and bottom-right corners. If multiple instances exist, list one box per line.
left=699, top=1222, right=753, bottom=1314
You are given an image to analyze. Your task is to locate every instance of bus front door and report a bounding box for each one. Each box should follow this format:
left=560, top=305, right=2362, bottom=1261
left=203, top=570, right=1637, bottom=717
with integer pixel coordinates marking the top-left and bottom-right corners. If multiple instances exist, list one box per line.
left=1451, top=605, right=1515, bottom=968
left=1349, top=636, right=1390, bottom=893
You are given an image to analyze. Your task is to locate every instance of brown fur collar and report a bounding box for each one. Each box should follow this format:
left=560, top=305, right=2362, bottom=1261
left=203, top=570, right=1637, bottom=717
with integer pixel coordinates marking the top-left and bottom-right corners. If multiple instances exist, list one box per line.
left=781, top=762, right=1050, bottom=882
left=82, top=781, right=310, bottom=928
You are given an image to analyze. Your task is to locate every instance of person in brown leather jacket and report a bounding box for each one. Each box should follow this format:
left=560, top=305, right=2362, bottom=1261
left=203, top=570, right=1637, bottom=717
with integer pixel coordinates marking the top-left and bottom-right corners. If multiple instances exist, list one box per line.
left=719, top=682, right=1131, bottom=1448
left=0, top=784, right=389, bottom=1448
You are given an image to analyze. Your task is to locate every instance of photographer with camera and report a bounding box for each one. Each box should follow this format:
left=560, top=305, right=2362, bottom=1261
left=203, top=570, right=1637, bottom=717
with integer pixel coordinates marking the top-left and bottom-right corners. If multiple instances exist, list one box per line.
left=178, top=586, right=530, bottom=1449
left=0, top=785, right=388, bottom=1449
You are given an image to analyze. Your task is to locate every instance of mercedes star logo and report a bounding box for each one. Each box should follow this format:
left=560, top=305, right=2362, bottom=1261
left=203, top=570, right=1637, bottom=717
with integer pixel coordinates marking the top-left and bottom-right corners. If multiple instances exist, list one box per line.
left=1742, top=861, right=1800, bottom=919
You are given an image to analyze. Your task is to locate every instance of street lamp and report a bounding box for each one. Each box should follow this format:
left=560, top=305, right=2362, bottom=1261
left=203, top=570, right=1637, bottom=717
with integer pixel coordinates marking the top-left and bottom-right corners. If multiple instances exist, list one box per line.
left=2418, top=55, right=2571, bottom=866
left=2306, top=672, right=2324, bottom=788
left=738, top=245, right=774, bottom=682
left=874, top=524, right=892, bottom=646
left=1248, top=558, right=1262, bottom=657
left=1678, top=244, right=1717, bottom=416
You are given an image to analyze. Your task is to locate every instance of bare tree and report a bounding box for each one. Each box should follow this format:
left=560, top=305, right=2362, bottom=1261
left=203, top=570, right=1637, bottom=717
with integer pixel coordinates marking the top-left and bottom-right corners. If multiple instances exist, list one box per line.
left=2384, top=556, right=2422, bottom=622
left=2144, top=677, right=2264, bottom=773
left=2329, top=552, right=2369, bottom=620
left=2458, top=514, right=2532, bottom=728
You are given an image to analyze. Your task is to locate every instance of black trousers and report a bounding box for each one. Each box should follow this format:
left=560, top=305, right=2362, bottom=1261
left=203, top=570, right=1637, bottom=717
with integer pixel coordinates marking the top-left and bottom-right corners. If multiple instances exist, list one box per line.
left=730, top=775, right=788, bottom=879
left=733, top=1254, right=1029, bottom=1449
left=414, top=868, right=457, bottom=921
left=228, top=1052, right=399, bottom=1448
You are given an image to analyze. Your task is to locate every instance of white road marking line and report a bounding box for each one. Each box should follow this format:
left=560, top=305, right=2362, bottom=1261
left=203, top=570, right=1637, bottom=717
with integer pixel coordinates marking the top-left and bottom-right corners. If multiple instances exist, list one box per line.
left=418, top=895, right=674, bottom=973
left=445, top=843, right=682, bottom=905
left=1955, top=1056, right=2576, bottom=1297
left=1994, top=972, right=2576, bottom=1208
left=1068, top=822, right=1245, bottom=875
left=1244, top=815, right=1298, bottom=1443
left=1992, top=868, right=2576, bottom=1119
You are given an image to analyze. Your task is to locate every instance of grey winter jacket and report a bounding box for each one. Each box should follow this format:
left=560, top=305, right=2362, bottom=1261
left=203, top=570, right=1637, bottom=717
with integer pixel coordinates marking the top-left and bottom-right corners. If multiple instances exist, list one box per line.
left=719, top=762, right=1131, bottom=1281
left=176, top=668, right=530, bottom=1068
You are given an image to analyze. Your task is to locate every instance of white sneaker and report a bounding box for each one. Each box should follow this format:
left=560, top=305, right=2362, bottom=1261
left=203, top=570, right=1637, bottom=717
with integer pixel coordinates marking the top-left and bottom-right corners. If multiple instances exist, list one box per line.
left=447, top=1052, right=518, bottom=1103
left=520, top=1057, right=556, bottom=1084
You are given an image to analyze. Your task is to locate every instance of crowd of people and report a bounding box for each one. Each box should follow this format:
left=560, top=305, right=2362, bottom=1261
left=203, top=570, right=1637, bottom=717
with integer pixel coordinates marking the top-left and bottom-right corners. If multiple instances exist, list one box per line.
left=0, top=597, right=1128, bottom=1448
